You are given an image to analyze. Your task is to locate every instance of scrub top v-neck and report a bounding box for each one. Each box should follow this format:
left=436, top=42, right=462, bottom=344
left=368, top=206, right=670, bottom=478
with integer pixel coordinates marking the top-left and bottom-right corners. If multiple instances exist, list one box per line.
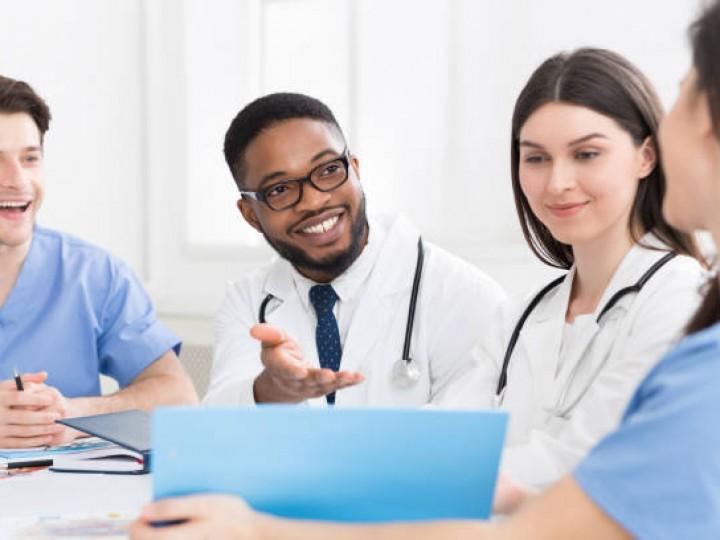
left=0, top=226, right=179, bottom=396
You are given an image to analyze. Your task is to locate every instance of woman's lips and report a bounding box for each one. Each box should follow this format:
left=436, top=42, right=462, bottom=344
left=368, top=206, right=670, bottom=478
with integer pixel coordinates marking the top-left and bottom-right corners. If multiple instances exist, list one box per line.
left=546, top=201, right=589, bottom=218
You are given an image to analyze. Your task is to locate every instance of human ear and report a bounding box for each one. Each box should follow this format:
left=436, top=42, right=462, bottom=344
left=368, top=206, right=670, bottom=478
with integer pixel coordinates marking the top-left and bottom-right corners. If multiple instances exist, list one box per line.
left=350, top=155, right=361, bottom=181
left=637, top=136, right=658, bottom=179
left=238, top=198, right=263, bottom=233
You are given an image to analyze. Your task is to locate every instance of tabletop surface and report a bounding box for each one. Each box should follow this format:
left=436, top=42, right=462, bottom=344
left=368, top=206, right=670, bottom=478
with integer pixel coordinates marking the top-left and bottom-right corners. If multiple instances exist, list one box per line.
left=0, top=469, right=150, bottom=538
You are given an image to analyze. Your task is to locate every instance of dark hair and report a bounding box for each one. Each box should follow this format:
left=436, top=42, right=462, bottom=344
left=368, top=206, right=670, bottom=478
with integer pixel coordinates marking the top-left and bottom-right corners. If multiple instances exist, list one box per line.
left=510, top=48, right=700, bottom=269
left=0, top=75, right=51, bottom=141
left=686, top=1, right=720, bottom=335
left=223, top=92, right=345, bottom=188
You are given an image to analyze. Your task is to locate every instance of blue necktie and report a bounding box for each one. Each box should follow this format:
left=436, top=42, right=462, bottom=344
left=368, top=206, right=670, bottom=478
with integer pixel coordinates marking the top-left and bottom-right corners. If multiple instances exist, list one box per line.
left=309, top=284, right=342, bottom=405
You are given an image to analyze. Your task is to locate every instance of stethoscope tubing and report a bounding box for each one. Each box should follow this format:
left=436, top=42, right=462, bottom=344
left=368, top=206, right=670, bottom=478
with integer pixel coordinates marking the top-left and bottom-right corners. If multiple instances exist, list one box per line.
left=402, top=237, right=425, bottom=363
left=495, top=251, right=677, bottom=402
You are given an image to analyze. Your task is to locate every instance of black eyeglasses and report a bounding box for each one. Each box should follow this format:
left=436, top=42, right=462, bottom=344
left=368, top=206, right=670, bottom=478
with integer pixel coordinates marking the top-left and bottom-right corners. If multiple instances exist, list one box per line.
left=239, top=148, right=350, bottom=211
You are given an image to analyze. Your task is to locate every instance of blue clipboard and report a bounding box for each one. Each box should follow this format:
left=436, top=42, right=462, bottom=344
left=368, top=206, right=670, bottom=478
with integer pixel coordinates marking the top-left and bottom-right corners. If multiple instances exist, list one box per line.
left=152, top=406, right=507, bottom=522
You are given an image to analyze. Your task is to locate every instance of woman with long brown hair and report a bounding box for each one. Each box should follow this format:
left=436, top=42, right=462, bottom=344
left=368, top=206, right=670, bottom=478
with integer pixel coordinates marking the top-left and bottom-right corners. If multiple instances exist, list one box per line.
left=460, top=46, right=705, bottom=494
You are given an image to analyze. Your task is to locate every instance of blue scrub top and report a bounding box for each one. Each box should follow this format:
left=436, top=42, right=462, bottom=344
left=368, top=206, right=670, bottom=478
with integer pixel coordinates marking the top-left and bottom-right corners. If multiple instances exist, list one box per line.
left=575, top=320, right=720, bottom=539
left=0, top=227, right=180, bottom=397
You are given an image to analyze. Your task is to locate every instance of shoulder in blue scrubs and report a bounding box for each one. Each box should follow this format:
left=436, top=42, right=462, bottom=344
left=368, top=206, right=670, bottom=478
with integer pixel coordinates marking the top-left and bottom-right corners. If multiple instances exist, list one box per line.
left=0, top=226, right=180, bottom=397
left=575, top=321, right=720, bottom=539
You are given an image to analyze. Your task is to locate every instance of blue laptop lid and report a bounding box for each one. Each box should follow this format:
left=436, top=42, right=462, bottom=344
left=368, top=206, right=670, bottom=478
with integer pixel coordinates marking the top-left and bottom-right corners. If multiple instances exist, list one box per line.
left=152, top=406, right=507, bottom=523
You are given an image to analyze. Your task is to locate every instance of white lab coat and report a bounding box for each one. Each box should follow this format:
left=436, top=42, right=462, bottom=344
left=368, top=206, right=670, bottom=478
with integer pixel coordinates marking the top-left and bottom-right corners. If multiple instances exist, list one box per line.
left=203, top=214, right=506, bottom=407
left=456, top=235, right=706, bottom=489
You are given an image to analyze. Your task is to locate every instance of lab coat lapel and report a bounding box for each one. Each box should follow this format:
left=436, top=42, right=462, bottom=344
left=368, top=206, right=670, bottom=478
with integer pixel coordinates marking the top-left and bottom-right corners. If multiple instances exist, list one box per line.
left=260, top=258, right=310, bottom=350
left=555, top=241, right=663, bottom=382
left=519, top=271, right=572, bottom=397
left=552, top=318, right=599, bottom=398
left=548, top=241, right=665, bottom=398
left=339, top=216, right=417, bottom=374
left=592, top=239, right=663, bottom=323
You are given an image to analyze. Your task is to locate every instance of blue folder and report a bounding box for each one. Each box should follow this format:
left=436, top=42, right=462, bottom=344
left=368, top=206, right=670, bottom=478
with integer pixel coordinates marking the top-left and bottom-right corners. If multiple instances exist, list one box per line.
left=152, top=406, right=507, bottom=522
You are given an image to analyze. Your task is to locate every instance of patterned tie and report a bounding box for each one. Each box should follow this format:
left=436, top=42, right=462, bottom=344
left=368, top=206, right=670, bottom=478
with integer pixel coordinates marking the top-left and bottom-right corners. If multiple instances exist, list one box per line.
left=309, top=284, right=342, bottom=405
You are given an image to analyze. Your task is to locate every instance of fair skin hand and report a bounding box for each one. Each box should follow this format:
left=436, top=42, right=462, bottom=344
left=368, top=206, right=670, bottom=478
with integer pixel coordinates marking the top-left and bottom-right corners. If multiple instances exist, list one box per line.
left=0, top=371, right=65, bottom=447
left=251, top=323, right=363, bottom=403
left=130, top=477, right=631, bottom=540
left=1, top=351, right=198, bottom=448
left=492, top=473, right=529, bottom=515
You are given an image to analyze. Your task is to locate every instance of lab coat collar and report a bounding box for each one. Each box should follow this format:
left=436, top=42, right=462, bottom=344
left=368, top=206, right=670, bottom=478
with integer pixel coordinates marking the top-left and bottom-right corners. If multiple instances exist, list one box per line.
left=518, top=233, right=672, bottom=394
left=529, top=232, right=671, bottom=324
left=337, top=213, right=420, bottom=375
left=331, top=219, right=386, bottom=303
left=287, top=216, right=386, bottom=313
left=527, top=269, right=573, bottom=324
left=591, top=233, right=672, bottom=321
left=361, top=213, right=419, bottom=295
left=263, top=258, right=295, bottom=305
left=519, top=275, right=571, bottom=390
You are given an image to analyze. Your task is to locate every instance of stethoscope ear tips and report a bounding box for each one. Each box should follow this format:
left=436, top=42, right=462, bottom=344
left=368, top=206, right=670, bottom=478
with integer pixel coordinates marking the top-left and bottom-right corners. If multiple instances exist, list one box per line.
left=392, top=358, right=421, bottom=389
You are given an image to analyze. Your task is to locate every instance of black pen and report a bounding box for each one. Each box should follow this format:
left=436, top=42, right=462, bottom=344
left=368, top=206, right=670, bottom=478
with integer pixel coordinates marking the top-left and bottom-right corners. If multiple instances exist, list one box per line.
left=0, top=458, right=53, bottom=470
left=13, top=367, right=24, bottom=391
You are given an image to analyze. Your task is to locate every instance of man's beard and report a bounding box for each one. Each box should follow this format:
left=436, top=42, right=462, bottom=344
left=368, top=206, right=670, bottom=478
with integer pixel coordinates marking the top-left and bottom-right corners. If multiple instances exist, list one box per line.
left=262, top=195, right=368, bottom=281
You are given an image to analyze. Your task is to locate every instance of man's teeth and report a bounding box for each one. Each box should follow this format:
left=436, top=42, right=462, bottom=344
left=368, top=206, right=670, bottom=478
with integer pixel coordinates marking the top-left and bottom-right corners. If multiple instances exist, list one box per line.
left=302, top=215, right=339, bottom=234
left=0, top=201, right=29, bottom=209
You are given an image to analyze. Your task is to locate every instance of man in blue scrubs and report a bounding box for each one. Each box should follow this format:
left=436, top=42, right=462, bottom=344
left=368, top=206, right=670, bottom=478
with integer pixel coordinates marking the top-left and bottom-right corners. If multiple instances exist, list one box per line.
left=0, top=75, right=197, bottom=448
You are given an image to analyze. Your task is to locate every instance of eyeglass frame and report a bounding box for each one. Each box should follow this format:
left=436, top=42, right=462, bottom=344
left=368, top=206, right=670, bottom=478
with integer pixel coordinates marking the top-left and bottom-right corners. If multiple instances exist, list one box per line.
left=238, top=147, right=351, bottom=211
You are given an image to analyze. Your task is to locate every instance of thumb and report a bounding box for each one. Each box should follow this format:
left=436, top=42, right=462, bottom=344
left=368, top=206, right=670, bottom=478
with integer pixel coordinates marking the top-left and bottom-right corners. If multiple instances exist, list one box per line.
left=249, top=323, right=288, bottom=347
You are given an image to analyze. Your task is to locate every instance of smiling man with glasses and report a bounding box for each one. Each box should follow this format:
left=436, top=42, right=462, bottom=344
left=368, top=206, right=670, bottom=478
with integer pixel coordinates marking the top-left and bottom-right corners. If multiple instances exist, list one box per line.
left=203, top=92, right=505, bottom=407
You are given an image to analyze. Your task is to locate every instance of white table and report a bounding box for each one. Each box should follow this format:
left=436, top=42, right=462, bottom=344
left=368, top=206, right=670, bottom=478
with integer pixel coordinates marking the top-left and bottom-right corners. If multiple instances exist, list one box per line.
left=0, top=469, right=150, bottom=538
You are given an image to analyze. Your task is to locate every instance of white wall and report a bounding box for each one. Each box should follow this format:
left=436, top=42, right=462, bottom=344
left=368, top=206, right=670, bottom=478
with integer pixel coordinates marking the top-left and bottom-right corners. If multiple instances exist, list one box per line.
left=0, top=0, right=702, bottom=344
left=0, top=0, right=147, bottom=276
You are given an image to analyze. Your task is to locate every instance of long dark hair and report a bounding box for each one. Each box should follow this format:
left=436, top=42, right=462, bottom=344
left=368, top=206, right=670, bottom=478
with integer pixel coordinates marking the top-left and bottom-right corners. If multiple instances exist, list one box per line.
left=510, top=48, right=700, bottom=269
left=686, top=2, right=720, bottom=335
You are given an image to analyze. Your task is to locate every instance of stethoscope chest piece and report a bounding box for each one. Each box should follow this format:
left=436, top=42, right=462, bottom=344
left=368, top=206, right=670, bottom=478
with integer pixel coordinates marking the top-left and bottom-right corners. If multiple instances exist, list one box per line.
left=391, top=358, right=421, bottom=389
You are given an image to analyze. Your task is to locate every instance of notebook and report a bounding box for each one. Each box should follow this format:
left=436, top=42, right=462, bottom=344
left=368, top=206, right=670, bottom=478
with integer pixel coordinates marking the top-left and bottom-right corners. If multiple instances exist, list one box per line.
left=52, top=409, right=151, bottom=474
left=152, top=406, right=508, bottom=522
left=0, top=437, right=127, bottom=470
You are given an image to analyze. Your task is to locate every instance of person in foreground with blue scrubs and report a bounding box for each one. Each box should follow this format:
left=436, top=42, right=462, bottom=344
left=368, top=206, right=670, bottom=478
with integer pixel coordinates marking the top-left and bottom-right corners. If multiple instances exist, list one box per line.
left=0, top=76, right=198, bottom=448
left=130, top=2, right=720, bottom=538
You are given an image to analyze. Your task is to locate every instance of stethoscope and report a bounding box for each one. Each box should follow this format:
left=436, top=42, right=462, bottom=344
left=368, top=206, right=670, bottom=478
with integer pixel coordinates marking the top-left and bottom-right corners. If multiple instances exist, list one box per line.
left=258, top=237, right=425, bottom=389
left=494, top=251, right=676, bottom=414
